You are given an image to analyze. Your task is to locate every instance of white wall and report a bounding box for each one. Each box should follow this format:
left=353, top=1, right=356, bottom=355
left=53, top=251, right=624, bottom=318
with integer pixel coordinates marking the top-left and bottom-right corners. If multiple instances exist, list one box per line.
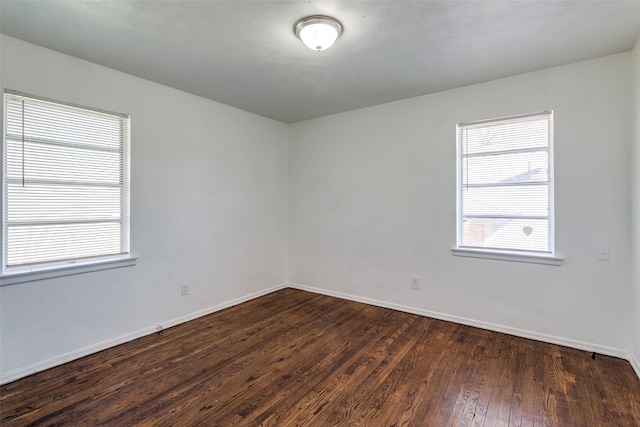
left=2, top=34, right=638, bottom=384
left=631, top=38, right=640, bottom=375
left=289, top=53, right=633, bottom=356
left=0, top=36, right=288, bottom=382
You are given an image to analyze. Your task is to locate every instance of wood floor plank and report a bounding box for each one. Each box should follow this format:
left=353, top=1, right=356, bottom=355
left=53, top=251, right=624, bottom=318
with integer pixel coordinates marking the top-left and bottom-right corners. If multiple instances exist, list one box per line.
left=2, top=288, right=639, bottom=426
left=147, top=298, right=376, bottom=426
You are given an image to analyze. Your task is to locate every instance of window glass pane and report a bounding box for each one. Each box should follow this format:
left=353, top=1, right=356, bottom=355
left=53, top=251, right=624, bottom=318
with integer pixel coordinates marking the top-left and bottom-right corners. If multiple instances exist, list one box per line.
left=462, top=185, right=549, bottom=217
left=462, top=117, right=549, bottom=155
left=7, top=223, right=122, bottom=266
left=462, top=218, right=549, bottom=252
left=462, top=150, right=548, bottom=185
left=7, top=184, right=121, bottom=223
left=6, top=139, right=121, bottom=184
left=10, top=102, right=123, bottom=151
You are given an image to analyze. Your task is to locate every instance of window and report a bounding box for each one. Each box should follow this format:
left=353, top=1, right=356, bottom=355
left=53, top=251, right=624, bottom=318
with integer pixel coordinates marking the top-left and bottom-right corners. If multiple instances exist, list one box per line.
left=456, top=111, right=554, bottom=257
left=2, top=91, right=131, bottom=278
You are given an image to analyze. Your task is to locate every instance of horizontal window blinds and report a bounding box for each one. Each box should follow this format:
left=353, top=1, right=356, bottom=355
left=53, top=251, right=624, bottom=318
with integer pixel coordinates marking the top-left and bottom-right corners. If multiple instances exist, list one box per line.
left=3, top=92, right=130, bottom=270
left=457, top=112, right=553, bottom=254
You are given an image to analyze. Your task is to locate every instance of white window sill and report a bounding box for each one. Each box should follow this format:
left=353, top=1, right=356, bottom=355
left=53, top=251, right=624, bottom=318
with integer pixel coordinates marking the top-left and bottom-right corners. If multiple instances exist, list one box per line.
left=451, top=248, right=563, bottom=266
left=0, top=256, right=137, bottom=286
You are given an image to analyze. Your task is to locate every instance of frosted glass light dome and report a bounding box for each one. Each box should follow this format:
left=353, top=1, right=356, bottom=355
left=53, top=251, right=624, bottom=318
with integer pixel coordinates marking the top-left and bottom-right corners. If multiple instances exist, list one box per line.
left=295, top=16, right=343, bottom=51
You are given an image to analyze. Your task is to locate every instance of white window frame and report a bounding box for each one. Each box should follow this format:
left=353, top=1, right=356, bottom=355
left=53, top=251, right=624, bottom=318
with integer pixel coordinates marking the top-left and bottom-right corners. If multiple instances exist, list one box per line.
left=1, top=91, right=135, bottom=285
left=453, top=111, right=562, bottom=265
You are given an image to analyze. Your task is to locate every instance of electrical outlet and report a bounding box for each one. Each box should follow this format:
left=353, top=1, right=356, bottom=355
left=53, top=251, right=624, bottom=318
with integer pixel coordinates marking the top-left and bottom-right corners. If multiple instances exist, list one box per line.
left=411, top=276, right=420, bottom=290
left=181, top=283, right=189, bottom=296
left=596, top=246, right=610, bottom=261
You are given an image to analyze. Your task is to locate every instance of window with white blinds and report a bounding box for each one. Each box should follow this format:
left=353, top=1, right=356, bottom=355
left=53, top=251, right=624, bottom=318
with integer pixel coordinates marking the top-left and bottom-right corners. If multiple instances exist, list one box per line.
left=456, top=111, right=553, bottom=255
left=2, top=91, right=130, bottom=274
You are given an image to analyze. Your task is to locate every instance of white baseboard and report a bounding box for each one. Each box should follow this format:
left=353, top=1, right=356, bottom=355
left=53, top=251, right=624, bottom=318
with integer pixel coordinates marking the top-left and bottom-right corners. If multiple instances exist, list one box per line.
left=0, top=283, right=287, bottom=385
left=287, top=282, right=632, bottom=363
left=5, top=282, right=637, bottom=385
left=630, top=352, right=640, bottom=380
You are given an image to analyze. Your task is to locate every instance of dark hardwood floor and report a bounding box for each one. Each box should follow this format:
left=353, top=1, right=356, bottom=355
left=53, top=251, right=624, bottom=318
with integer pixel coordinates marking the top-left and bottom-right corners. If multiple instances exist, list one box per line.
left=2, top=288, right=640, bottom=426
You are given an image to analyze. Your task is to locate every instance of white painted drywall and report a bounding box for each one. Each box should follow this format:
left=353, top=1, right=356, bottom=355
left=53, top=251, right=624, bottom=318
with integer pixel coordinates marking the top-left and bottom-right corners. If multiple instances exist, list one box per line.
left=288, top=53, right=633, bottom=355
left=0, top=36, right=288, bottom=380
left=631, top=38, right=640, bottom=374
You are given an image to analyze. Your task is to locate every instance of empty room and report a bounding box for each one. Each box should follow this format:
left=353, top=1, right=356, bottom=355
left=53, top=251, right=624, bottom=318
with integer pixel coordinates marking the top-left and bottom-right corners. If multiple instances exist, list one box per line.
left=1, top=1, right=640, bottom=425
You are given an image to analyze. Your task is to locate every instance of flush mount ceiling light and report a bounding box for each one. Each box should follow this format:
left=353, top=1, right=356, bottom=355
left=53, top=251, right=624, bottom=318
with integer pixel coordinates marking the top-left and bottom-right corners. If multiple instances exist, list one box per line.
left=294, top=15, right=343, bottom=51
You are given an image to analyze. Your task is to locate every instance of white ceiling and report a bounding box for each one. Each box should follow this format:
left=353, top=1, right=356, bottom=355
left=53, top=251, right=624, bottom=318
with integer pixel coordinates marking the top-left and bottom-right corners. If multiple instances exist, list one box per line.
left=1, top=1, right=640, bottom=123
